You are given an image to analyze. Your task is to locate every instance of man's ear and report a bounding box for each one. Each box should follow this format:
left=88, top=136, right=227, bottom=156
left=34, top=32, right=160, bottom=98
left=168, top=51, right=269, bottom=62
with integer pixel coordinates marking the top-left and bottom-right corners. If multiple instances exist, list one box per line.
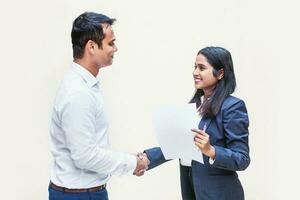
left=217, top=68, right=224, bottom=80
left=86, top=40, right=96, bottom=55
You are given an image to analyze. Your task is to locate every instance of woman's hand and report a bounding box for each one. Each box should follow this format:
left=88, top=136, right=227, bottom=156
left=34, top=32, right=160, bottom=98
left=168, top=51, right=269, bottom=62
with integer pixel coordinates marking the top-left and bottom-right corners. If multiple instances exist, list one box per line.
left=191, top=128, right=216, bottom=160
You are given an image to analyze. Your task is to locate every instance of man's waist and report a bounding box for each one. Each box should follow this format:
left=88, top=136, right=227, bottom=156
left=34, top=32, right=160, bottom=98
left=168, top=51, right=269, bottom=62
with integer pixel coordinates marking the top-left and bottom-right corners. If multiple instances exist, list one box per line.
left=49, top=181, right=106, bottom=193
left=51, top=163, right=110, bottom=185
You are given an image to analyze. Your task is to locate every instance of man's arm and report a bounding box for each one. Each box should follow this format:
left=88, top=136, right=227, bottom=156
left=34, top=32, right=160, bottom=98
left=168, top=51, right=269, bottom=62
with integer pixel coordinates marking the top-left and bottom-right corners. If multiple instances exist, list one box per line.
left=61, top=91, right=147, bottom=175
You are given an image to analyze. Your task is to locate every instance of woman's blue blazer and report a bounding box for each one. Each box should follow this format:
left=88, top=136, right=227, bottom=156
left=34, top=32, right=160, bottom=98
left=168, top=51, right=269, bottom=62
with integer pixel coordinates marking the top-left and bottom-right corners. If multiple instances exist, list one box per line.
left=145, top=95, right=250, bottom=200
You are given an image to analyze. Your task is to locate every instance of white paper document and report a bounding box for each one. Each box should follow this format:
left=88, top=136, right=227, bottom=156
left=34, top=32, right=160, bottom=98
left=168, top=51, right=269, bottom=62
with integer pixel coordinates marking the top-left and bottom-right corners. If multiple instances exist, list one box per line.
left=152, top=103, right=203, bottom=164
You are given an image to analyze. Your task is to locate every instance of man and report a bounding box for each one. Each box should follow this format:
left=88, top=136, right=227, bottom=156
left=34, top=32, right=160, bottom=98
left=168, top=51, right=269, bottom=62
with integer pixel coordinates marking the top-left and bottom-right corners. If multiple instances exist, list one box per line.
left=48, top=12, right=149, bottom=200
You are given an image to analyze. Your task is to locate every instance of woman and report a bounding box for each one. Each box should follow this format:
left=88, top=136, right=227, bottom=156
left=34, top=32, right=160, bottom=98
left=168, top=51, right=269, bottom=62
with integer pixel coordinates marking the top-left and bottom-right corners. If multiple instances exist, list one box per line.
left=144, top=46, right=250, bottom=200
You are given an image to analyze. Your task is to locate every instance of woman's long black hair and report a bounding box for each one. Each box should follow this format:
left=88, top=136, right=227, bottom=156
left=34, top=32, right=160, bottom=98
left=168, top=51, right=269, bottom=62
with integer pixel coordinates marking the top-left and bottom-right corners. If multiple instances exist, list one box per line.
left=190, top=46, right=236, bottom=117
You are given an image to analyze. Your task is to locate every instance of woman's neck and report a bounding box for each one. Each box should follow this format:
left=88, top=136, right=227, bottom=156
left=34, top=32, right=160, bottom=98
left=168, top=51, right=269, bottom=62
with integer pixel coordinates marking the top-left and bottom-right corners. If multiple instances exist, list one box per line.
left=203, top=87, right=215, bottom=99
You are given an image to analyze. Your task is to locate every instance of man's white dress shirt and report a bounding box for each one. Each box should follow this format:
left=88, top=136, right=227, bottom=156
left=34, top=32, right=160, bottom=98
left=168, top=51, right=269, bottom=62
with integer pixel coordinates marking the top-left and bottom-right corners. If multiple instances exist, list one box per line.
left=50, top=62, right=136, bottom=188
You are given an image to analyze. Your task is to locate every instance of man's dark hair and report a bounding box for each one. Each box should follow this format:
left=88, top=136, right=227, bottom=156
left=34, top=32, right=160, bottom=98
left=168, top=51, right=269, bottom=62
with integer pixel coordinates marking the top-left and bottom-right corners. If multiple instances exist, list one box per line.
left=190, top=46, right=236, bottom=117
left=71, top=12, right=116, bottom=59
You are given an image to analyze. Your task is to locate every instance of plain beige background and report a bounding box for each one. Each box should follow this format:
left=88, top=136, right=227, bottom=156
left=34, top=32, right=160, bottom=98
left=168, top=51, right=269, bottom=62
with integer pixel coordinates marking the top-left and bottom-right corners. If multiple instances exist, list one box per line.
left=0, top=0, right=299, bottom=199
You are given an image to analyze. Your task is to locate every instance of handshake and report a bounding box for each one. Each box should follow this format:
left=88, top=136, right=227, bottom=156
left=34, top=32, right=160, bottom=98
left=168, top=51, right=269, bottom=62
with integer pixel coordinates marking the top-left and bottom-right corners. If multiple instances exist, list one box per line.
left=133, top=152, right=150, bottom=176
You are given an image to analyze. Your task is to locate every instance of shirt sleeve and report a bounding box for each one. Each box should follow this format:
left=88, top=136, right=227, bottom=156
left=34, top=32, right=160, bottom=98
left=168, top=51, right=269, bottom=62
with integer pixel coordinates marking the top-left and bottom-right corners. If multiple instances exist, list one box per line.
left=210, top=100, right=250, bottom=171
left=60, top=91, right=137, bottom=176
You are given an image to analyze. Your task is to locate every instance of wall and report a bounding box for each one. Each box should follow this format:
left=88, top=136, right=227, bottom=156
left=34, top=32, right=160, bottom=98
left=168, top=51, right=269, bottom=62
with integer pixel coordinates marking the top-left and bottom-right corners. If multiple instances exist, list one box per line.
left=0, top=0, right=299, bottom=199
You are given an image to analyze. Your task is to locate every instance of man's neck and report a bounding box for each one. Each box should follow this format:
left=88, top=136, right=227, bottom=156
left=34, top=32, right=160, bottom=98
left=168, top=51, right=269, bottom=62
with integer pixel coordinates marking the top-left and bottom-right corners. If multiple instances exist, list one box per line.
left=74, top=58, right=99, bottom=77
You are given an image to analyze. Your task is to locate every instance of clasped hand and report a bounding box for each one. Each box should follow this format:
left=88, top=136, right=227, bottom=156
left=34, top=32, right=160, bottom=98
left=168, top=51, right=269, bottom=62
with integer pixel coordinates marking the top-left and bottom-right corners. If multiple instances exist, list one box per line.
left=133, top=153, right=150, bottom=176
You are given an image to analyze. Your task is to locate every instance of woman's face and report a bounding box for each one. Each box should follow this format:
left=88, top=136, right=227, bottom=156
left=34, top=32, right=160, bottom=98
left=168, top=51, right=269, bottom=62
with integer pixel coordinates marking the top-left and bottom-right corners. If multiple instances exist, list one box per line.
left=193, top=54, right=221, bottom=96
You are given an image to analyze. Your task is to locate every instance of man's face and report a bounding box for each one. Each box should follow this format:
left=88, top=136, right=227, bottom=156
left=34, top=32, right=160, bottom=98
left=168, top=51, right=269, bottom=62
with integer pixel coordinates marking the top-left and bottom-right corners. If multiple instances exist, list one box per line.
left=94, top=24, right=118, bottom=68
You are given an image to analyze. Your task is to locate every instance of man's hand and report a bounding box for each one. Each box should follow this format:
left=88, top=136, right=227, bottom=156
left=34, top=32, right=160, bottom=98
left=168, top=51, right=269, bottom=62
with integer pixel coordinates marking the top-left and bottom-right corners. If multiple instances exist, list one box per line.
left=133, top=152, right=150, bottom=176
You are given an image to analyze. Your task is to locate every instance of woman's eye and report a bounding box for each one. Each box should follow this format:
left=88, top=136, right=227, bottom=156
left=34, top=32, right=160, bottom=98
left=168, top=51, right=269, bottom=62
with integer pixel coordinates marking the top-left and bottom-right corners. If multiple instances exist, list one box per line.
left=194, top=65, right=205, bottom=71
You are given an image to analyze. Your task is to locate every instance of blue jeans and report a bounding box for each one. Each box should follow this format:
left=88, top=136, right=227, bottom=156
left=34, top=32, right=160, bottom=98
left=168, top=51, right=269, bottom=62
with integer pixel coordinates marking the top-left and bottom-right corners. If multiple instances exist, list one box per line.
left=48, top=186, right=108, bottom=200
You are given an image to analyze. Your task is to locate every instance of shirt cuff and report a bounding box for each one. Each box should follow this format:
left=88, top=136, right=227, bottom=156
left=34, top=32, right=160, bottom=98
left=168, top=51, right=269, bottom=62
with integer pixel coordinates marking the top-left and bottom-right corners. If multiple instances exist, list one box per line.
left=209, top=157, right=215, bottom=165
left=126, top=154, right=137, bottom=175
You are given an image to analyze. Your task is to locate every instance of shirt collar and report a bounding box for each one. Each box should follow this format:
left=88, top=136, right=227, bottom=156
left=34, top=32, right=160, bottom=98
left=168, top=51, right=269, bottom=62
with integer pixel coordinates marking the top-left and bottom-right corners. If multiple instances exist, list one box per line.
left=71, top=62, right=99, bottom=88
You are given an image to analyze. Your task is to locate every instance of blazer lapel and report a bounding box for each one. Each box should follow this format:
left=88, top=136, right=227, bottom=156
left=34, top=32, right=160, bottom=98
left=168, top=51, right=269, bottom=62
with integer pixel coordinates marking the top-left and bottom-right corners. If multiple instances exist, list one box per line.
left=199, top=117, right=213, bottom=132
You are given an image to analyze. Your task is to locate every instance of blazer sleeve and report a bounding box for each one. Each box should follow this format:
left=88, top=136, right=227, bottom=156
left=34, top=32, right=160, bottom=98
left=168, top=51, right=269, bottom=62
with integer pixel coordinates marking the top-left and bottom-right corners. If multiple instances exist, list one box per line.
left=144, top=147, right=169, bottom=170
left=211, top=100, right=250, bottom=171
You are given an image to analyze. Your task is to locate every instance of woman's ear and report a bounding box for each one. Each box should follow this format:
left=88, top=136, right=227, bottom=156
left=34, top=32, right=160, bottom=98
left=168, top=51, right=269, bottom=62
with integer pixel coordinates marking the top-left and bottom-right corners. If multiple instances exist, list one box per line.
left=217, top=68, right=224, bottom=80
